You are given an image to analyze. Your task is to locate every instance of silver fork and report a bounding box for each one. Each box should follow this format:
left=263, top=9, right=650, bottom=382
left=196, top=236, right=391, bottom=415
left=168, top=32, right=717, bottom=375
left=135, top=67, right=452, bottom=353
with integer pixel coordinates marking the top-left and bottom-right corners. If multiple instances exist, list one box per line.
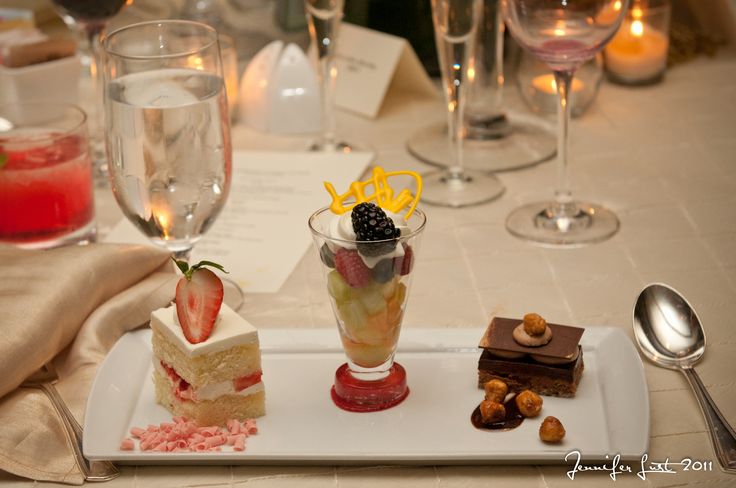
left=20, top=363, right=120, bottom=482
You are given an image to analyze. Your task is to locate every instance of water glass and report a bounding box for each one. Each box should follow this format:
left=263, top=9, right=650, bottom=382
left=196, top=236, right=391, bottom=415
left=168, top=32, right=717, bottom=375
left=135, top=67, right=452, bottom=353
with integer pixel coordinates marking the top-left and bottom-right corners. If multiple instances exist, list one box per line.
left=102, top=20, right=232, bottom=260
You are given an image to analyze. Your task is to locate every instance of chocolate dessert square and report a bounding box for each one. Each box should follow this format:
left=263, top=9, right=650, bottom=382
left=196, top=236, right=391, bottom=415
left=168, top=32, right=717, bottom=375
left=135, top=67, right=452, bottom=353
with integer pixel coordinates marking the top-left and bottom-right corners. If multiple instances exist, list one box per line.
left=477, top=316, right=585, bottom=398
left=477, top=347, right=584, bottom=398
left=479, top=317, right=584, bottom=361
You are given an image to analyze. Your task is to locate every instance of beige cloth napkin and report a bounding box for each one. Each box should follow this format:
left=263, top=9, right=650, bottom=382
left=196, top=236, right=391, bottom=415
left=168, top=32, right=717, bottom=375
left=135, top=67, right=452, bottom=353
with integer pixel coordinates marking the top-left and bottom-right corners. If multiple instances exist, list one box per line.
left=0, top=243, right=178, bottom=484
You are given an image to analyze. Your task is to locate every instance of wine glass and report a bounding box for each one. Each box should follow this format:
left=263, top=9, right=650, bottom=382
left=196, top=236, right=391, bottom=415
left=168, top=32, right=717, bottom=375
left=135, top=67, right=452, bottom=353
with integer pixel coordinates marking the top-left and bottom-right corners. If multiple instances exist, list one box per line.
left=304, top=0, right=353, bottom=152
left=101, top=20, right=241, bottom=306
left=502, top=0, right=628, bottom=245
left=422, top=0, right=505, bottom=207
left=51, top=0, right=131, bottom=183
left=408, top=0, right=556, bottom=173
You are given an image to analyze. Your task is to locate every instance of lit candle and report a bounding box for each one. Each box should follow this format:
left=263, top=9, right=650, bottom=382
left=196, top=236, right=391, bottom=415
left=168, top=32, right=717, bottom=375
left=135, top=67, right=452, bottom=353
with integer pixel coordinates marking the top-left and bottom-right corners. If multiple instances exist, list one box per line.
left=529, top=74, right=585, bottom=114
left=604, top=6, right=669, bottom=84
left=531, top=74, right=585, bottom=95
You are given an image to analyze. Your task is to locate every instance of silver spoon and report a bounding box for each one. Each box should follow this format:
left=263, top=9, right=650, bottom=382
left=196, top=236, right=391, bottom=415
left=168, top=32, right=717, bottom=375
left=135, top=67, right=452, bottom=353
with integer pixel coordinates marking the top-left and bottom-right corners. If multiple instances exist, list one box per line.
left=633, top=283, right=736, bottom=474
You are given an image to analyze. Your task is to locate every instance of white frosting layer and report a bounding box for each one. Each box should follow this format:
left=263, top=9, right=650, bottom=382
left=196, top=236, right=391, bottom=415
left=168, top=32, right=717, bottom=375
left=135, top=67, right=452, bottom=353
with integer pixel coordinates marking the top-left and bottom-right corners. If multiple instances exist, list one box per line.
left=151, top=303, right=258, bottom=357
left=154, top=360, right=264, bottom=401
left=326, top=209, right=409, bottom=269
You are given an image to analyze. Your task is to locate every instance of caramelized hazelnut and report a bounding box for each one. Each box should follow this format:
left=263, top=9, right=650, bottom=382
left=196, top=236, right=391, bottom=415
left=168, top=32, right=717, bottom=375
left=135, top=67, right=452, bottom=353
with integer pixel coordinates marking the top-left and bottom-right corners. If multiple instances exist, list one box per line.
left=515, top=390, right=543, bottom=418
left=479, top=400, right=506, bottom=423
left=483, top=379, right=508, bottom=403
left=523, top=313, right=548, bottom=336
left=539, top=416, right=566, bottom=443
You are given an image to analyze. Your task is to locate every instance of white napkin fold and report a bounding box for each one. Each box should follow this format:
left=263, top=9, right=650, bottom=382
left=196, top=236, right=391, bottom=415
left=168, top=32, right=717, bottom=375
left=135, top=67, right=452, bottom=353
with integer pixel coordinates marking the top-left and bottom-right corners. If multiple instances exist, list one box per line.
left=0, top=243, right=177, bottom=484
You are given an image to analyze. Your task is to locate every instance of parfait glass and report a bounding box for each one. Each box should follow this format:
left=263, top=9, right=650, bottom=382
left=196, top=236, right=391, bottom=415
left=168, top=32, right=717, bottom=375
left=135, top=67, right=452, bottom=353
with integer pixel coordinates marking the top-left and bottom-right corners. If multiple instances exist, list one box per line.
left=102, top=21, right=242, bottom=306
left=422, top=0, right=505, bottom=207
left=304, top=0, right=354, bottom=152
left=309, top=207, right=426, bottom=412
left=502, top=0, right=628, bottom=245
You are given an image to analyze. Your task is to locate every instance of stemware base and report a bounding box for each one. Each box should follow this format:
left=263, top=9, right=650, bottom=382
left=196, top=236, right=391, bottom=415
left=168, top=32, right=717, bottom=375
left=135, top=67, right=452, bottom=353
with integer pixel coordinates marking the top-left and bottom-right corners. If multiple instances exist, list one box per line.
left=308, top=139, right=359, bottom=153
left=421, top=169, right=505, bottom=208
left=222, top=278, right=245, bottom=312
left=407, top=111, right=556, bottom=173
left=331, top=362, right=409, bottom=413
left=505, top=200, right=619, bottom=247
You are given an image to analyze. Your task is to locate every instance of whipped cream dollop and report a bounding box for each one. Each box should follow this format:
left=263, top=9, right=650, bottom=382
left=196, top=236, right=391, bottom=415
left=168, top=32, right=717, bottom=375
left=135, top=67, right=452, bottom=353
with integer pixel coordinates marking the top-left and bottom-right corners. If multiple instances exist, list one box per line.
left=328, top=212, right=358, bottom=248
left=326, top=209, right=410, bottom=269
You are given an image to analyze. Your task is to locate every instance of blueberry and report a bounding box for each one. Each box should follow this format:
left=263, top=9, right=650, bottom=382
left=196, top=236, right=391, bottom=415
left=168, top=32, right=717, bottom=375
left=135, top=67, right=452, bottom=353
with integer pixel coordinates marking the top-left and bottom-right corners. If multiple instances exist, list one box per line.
left=372, top=258, right=395, bottom=283
left=320, top=243, right=335, bottom=268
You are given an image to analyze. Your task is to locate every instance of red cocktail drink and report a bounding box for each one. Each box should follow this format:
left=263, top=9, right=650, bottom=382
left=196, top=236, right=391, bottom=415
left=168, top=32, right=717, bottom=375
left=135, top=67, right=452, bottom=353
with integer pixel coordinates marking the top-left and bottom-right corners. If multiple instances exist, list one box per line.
left=0, top=104, right=95, bottom=248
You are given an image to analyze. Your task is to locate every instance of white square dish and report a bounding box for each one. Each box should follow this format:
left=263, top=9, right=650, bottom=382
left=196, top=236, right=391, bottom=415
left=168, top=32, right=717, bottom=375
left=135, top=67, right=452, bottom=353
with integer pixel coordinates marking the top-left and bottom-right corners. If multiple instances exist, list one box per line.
left=84, top=326, right=649, bottom=464
left=0, top=55, right=80, bottom=105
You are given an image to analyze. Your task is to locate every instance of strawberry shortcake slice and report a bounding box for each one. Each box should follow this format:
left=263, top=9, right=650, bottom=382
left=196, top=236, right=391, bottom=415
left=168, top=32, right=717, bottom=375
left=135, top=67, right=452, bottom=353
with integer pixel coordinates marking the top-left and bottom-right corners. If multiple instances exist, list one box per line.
left=150, top=260, right=265, bottom=426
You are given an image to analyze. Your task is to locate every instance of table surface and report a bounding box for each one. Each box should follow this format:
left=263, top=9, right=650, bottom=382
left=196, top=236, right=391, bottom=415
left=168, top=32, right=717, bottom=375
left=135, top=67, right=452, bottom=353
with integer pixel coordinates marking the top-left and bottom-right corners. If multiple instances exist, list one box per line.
left=4, top=32, right=736, bottom=488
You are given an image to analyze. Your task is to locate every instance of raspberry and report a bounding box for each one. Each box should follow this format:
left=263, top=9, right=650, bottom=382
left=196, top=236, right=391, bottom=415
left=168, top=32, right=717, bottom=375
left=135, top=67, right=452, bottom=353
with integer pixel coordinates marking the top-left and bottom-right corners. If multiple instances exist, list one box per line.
left=394, top=244, right=414, bottom=276
left=351, top=202, right=400, bottom=257
left=334, top=248, right=371, bottom=288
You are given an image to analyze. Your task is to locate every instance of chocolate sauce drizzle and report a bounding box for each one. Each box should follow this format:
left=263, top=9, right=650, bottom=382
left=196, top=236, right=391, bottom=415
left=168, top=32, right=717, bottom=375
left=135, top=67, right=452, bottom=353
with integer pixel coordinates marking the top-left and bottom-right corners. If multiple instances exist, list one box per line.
left=470, top=396, right=524, bottom=431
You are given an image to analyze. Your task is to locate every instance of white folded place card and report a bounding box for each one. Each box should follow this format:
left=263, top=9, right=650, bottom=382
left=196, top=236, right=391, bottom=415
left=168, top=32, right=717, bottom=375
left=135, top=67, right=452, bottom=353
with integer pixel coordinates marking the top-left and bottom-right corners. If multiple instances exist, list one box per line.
left=105, top=150, right=373, bottom=293
left=333, top=23, right=438, bottom=118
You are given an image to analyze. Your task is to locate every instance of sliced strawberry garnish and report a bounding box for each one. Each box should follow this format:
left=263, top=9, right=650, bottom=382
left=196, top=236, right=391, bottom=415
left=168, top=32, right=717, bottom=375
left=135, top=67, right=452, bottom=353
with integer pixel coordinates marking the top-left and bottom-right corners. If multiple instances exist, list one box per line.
left=172, top=259, right=228, bottom=344
left=233, top=371, right=262, bottom=391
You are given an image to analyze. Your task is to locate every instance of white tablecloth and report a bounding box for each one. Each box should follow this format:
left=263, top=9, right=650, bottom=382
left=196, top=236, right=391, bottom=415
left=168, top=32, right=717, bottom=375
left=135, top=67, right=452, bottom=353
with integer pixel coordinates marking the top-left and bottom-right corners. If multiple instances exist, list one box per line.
left=3, top=51, right=735, bottom=487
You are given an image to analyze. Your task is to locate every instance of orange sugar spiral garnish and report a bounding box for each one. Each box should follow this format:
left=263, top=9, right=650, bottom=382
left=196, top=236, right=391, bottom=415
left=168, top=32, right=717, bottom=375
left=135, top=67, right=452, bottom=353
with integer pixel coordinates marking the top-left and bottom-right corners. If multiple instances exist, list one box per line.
left=323, top=166, right=422, bottom=220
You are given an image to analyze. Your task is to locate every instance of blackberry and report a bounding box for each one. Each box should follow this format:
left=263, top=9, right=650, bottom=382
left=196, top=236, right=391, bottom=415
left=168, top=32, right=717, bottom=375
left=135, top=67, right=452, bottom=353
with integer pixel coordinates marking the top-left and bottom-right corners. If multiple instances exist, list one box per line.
left=351, top=202, right=401, bottom=257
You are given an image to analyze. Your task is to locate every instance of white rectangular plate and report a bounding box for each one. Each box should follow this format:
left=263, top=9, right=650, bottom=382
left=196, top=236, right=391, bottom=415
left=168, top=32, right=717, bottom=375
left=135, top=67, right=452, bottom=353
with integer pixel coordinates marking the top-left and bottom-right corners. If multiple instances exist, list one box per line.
left=84, top=327, right=649, bottom=464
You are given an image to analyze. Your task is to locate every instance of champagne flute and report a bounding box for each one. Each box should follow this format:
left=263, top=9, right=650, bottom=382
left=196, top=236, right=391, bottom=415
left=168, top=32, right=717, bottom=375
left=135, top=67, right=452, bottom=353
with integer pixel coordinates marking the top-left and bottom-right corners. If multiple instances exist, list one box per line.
left=408, top=0, right=556, bottom=173
left=52, top=0, right=131, bottom=183
left=422, top=0, right=505, bottom=207
left=502, top=0, right=628, bottom=245
left=102, top=20, right=242, bottom=306
left=304, top=0, right=353, bottom=152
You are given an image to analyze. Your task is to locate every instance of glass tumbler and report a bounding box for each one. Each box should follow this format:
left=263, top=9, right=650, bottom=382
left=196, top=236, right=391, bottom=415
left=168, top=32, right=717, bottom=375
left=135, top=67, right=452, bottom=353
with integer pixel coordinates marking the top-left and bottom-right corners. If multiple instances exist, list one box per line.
left=0, top=102, right=95, bottom=249
left=309, top=207, right=426, bottom=412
